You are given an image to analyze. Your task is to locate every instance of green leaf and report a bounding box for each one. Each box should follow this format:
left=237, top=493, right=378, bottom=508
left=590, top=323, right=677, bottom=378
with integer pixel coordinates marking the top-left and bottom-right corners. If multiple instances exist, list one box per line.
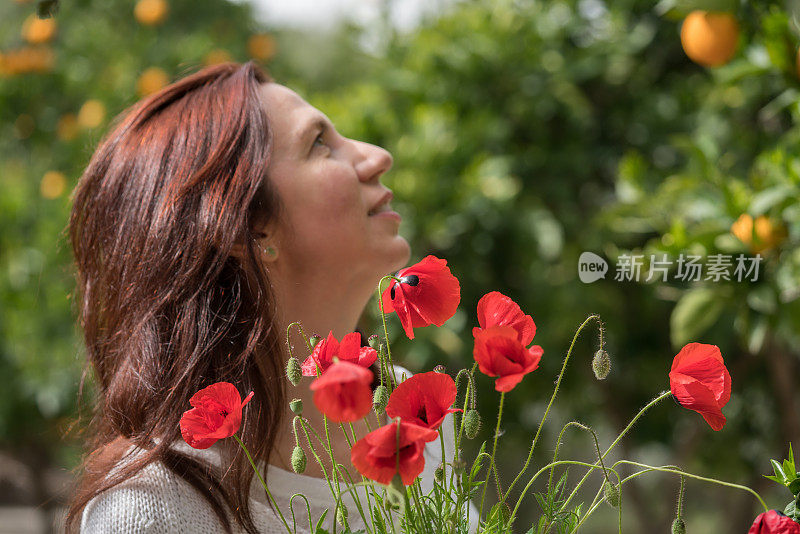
left=750, top=185, right=798, bottom=215
left=771, top=459, right=788, bottom=482
left=315, top=509, right=330, bottom=534
left=670, top=288, right=725, bottom=348
left=784, top=500, right=800, bottom=522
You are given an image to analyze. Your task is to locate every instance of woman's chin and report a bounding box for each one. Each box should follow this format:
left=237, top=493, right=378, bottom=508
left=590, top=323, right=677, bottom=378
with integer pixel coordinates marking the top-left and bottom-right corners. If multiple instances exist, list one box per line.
left=386, top=236, right=411, bottom=272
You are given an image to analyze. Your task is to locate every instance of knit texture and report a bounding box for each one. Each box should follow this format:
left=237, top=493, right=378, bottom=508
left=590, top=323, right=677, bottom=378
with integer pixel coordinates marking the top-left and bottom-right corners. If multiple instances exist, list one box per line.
left=80, top=365, right=480, bottom=533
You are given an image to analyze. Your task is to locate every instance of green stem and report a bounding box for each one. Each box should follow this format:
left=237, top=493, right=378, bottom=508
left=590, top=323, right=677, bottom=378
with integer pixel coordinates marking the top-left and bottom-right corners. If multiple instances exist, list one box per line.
left=508, top=459, right=615, bottom=526
left=479, top=391, right=505, bottom=523
left=556, top=390, right=672, bottom=515
left=676, top=473, right=685, bottom=519
left=232, top=434, right=292, bottom=534
left=376, top=275, right=402, bottom=391
left=574, top=461, right=769, bottom=529
left=501, top=314, right=603, bottom=504
left=547, top=421, right=612, bottom=497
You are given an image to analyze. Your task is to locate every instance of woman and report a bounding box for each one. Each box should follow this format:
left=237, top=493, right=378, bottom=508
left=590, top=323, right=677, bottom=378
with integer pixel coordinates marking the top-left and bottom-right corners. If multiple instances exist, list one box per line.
left=66, top=61, right=478, bottom=533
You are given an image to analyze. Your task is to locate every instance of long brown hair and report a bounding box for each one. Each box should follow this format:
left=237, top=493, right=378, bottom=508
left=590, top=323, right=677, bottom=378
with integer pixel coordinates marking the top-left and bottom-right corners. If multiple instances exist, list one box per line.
left=65, top=61, right=285, bottom=534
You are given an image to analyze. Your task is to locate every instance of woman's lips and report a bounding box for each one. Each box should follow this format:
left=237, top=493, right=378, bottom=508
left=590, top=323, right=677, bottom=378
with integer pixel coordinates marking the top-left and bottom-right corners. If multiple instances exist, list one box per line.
left=369, top=209, right=402, bottom=222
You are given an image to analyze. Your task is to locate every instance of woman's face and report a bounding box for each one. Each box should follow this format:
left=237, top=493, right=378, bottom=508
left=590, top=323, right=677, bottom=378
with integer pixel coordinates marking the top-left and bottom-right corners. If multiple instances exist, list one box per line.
left=258, top=82, right=410, bottom=282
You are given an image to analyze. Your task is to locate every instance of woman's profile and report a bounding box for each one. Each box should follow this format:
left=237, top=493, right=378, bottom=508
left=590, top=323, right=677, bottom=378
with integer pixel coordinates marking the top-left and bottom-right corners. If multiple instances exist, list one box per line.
left=65, top=61, right=477, bottom=533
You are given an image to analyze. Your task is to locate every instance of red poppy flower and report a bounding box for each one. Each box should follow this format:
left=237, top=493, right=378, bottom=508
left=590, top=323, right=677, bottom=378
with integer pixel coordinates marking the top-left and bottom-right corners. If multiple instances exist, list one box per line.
left=385, top=371, right=462, bottom=430
left=309, top=361, right=374, bottom=423
left=748, top=510, right=800, bottom=534
left=301, top=331, right=377, bottom=377
left=180, top=382, right=254, bottom=449
left=472, top=291, right=536, bottom=346
left=350, top=419, right=439, bottom=486
left=380, top=255, right=460, bottom=340
left=473, top=325, right=543, bottom=392
left=669, top=342, right=731, bottom=431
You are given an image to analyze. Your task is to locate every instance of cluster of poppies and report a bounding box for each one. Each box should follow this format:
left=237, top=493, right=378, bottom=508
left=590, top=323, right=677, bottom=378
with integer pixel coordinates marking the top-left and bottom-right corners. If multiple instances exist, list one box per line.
left=175, top=254, right=781, bottom=528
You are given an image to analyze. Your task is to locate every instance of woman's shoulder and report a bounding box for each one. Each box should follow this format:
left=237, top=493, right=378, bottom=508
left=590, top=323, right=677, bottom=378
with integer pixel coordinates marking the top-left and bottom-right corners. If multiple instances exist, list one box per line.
left=79, top=445, right=291, bottom=534
left=80, top=457, right=226, bottom=533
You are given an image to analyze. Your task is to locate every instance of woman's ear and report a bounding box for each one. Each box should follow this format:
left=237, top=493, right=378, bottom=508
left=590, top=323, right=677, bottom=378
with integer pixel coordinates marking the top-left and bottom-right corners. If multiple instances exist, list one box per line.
left=231, top=229, right=279, bottom=263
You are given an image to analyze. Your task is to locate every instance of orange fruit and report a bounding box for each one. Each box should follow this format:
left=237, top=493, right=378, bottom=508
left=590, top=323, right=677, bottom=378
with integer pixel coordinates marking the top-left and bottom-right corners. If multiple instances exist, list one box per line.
left=731, top=214, right=785, bottom=253
left=0, top=47, right=54, bottom=75
left=57, top=113, right=79, bottom=141
left=22, top=14, right=57, bottom=44
left=41, top=171, right=67, bottom=199
left=134, top=0, right=168, bottom=26
left=248, top=34, right=276, bottom=61
left=204, top=49, right=233, bottom=66
left=136, top=67, right=169, bottom=96
left=680, top=11, right=739, bottom=67
left=78, top=100, right=106, bottom=129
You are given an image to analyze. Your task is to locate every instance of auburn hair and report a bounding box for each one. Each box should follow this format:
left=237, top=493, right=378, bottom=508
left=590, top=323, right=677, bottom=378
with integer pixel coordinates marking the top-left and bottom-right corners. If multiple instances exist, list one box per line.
left=65, top=61, right=285, bottom=534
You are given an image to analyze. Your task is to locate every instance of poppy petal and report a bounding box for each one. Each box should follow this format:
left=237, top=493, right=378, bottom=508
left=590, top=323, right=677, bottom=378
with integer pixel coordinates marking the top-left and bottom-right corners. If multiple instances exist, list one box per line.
left=476, top=291, right=536, bottom=346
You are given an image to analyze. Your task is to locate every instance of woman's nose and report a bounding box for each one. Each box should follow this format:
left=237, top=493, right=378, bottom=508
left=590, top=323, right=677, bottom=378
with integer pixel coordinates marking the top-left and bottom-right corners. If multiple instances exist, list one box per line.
left=352, top=140, right=393, bottom=183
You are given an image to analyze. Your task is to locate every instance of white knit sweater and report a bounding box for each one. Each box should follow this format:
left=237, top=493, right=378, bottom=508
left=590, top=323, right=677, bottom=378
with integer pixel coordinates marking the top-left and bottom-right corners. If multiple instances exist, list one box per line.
left=80, top=365, right=481, bottom=533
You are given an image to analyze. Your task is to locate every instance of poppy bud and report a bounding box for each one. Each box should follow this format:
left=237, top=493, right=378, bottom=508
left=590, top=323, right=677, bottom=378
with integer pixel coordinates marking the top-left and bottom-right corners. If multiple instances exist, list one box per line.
left=291, top=445, right=306, bottom=474
left=464, top=409, right=481, bottom=439
left=592, top=350, right=611, bottom=380
left=671, top=518, right=686, bottom=534
left=434, top=364, right=446, bottom=373
left=336, top=504, right=348, bottom=526
left=289, top=398, right=303, bottom=415
left=368, top=334, right=380, bottom=350
left=286, top=357, right=302, bottom=386
left=309, top=334, right=322, bottom=349
left=373, top=384, right=389, bottom=413
left=435, top=463, right=444, bottom=483
left=603, top=481, right=621, bottom=508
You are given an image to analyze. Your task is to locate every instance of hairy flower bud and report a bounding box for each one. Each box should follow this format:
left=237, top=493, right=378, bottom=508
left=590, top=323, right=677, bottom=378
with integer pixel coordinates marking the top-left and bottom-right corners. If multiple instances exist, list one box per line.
left=434, top=364, right=446, bottom=373
left=671, top=518, right=686, bottom=534
left=603, top=481, right=621, bottom=508
left=309, top=334, right=322, bottom=349
left=291, top=445, right=306, bottom=474
left=289, top=398, right=303, bottom=415
left=336, top=504, right=348, bottom=526
left=373, top=384, right=389, bottom=413
left=435, top=463, right=444, bottom=483
left=464, top=409, right=481, bottom=439
left=592, top=349, right=611, bottom=380
left=367, top=334, right=380, bottom=350
left=286, top=357, right=302, bottom=386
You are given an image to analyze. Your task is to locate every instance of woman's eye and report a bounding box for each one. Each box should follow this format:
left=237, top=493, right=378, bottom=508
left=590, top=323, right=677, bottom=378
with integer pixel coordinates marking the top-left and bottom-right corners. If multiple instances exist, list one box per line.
left=313, top=132, right=327, bottom=149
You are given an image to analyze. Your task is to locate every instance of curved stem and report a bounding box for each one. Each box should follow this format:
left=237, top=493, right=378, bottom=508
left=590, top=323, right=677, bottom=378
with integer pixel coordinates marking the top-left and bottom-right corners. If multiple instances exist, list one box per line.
left=556, top=390, right=672, bottom=514
left=575, top=461, right=769, bottom=529
left=502, top=314, right=603, bottom=504
left=233, top=434, right=292, bottom=533
left=287, top=493, right=314, bottom=534
left=376, top=275, right=402, bottom=391
left=547, top=421, right=611, bottom=496
left=508, top=459, right=613, bottom=526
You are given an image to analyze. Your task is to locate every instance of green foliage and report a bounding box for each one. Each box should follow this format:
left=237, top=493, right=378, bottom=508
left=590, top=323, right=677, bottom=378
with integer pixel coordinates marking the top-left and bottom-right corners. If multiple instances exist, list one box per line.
left=532, top=470, right=583, bottom=534
left=764, top=443, right=800, bottom=495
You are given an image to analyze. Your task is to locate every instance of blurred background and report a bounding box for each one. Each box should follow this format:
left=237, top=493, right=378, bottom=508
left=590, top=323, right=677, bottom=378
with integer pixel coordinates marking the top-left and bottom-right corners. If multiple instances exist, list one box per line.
left=1, top=0, right=799, bottom=532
